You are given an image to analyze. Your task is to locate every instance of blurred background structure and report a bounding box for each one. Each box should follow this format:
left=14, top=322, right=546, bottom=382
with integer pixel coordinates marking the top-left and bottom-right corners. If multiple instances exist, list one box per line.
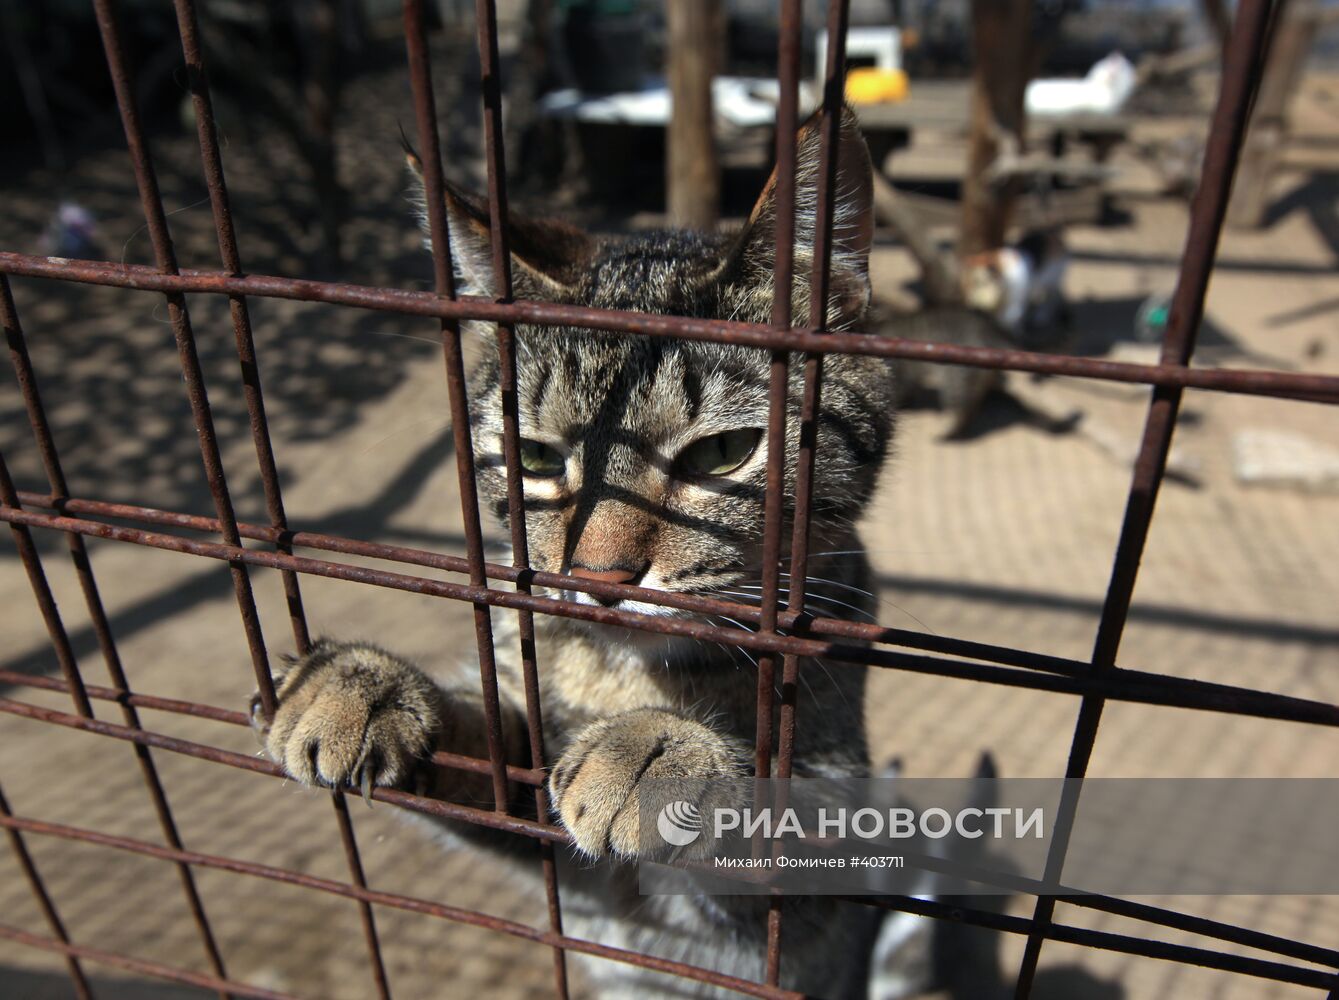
left=2, top=1, right=1339, bottom=997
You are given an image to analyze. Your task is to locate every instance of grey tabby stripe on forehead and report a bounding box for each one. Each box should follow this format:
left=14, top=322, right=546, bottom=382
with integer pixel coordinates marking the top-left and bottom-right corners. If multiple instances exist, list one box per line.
left=680, top=366, right=703, bottom=421
left=529, top=360, right=554, bottom=410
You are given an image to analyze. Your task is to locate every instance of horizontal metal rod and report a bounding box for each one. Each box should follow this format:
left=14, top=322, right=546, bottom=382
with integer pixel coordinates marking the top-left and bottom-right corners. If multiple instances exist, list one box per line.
left=0, top=694, right=564, bottom=842
left=3, top=501, right=1337, bottom=728
left=8, top=791, right=1335, bottom=992
left=4, top=674, right=1335, bottom=991
left=0, top=809, right=795, bottom=998
left=1057, top=894, right=1339, bottom=969
left=10, top=664, right=1337, bottom=974
left=848, top=896, right=1339, bottom=990
left=2, top=253, right=1336, bottom=403
left=0, top=922, right=294, bottom=1000
left=0, top=668, right=545, bottom=787
left=15, top=490, right=1086, bottom=677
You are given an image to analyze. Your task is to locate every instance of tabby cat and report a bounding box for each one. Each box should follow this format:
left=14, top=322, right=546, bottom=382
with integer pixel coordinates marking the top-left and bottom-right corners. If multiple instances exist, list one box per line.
left=250, top=109, right=909, bottom=998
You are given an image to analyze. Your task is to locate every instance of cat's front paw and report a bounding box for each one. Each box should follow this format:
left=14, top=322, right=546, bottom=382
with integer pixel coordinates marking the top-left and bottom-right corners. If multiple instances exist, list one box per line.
left=251, top=639, right=442, bottom=796
left=548, top=710, right=744, bottom=859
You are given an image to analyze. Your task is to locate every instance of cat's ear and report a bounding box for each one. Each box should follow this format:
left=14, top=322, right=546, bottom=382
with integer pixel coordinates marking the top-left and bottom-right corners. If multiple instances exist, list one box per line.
left=405, top=151, right=595, bottom=301
left=726, top=105, right=874, bottom=328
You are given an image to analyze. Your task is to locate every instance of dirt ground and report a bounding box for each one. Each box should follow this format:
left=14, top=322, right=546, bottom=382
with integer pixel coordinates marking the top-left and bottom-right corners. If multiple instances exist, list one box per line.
left=1, top=30, right=1338, bottom=1000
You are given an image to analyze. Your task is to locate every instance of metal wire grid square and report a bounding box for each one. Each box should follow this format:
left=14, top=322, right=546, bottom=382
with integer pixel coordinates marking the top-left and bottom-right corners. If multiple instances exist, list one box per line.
left=1, top=0, right=1337, bottom=997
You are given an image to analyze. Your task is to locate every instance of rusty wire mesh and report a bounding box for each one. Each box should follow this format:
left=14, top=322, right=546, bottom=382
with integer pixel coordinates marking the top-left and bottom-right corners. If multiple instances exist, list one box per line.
left=1, top=0, right=1338, bottom=997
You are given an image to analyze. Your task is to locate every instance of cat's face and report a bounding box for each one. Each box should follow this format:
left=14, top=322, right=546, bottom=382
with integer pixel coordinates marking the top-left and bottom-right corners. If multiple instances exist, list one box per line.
left=417, top=111, right=893, bottom=619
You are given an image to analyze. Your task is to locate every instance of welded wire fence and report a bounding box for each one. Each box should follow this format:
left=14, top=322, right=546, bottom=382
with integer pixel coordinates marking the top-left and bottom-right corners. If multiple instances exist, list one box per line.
left=1, top=0, right=1338, bottom=998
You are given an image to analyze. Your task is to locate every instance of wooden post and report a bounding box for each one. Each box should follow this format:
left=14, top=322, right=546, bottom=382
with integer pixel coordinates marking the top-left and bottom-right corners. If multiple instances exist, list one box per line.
left=666, top=0, right=721, bottom=230
left=959, top=0, right=1035, bottom=260
left=1201, top=0, right=1233, bottom=65
left=299, top=0, right=344, bottom=266
left=1227, top=0, right=1316, bottom=229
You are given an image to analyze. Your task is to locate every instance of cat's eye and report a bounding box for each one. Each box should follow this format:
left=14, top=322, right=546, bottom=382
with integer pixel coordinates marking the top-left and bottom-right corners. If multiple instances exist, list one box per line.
left=518, top=438, right=565, bottom=477
left=675, top=429, right=762, bottom=479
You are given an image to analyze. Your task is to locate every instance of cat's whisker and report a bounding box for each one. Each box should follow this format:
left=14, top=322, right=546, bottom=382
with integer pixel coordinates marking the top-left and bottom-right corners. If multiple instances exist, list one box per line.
left=355, top=416, right=452, bottom=458
left=705, top=590, right=766, bottom=608
left=778, top=572, right=876, bottom=601
left=361, top=329, right=445, bottom=347
left=725, top=585, right=875, bottom=625
left=795, top=669, right=820, bottom=709
left=796, top=591, right=878, bottom=622
left=733, top=574, right=939, bottom=635
left=808, top=657, right=854, bottom=716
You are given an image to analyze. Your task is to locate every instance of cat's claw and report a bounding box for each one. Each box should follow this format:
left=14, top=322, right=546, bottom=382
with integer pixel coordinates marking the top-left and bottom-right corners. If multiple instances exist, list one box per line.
left=358, top=758, right=375, bottom=806
left=250, top=639, right=441, bottom=796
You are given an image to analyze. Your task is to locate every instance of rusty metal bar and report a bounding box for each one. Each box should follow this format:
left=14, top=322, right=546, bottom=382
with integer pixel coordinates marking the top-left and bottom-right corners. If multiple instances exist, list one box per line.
left=466, top=0, right=570, bottom=991
left=0, top=667, right=545, bottom=789
left=0, top=784, right=93, bottom=1000
left=14, top=489, right=1090, bottom=677
left=777, top=0, right=852, bottom=779
left=754, top=0, right=804, bottom=782
left=0, top=669, right=250, bottom=725
left=0, top=694, right=565, bottom=842
left=88, top=0, right=276, bottom=719
left=756, top=1, right=803, bottom=979
left=402, top=0, right=512, bottom=815
left=1055, top=893, right=1339, bottom=969
left=166, top=2, right=391, bottom=992
left=2, top=255, right=1336, bottom=404
left=849, top=895, right=1339, bottom=991
left=0, top=922, right=294, bottom=1000
left=0, top=812, right=802, bottom=1000
left=1012, top=3, right=1278, bottom=996
left=5, top=802, right=1338, bottom=994
left=765, top=2, right=850, bottom=982
left=0, top=453, right=93, bottom=719
left=7, top=663, right=1339, bottom=978
left=170, top=0, right=310, bottom=657
left=4, top=501, right=1338, bottom=728
left=4, top=274, right=231, bottom=996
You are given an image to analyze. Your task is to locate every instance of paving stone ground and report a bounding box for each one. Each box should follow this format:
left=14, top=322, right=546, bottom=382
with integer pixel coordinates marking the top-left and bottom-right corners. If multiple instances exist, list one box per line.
left=2, top=53, right=1337, bottom=1000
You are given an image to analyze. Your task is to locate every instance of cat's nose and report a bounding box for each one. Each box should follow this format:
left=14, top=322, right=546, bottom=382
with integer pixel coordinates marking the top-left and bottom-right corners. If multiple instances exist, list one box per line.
left=568, top=563, right=645, bottom=586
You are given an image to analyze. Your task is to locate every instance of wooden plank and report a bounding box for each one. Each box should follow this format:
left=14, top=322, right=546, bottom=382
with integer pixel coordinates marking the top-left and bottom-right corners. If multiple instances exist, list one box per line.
left=666, top=0, right=722, bottom=229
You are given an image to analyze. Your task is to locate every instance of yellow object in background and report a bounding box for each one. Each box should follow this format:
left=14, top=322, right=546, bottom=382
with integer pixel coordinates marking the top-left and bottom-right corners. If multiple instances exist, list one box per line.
left=846, top=67, right=908, bottom=104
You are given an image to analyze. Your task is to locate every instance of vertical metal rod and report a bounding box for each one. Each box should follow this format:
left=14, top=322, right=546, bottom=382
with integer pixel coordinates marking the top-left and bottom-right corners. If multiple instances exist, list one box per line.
left=171, top=0, right=310, bottom=655
left=167, top=5, right=391, bottom=995
left=1011, top=2, right=1276, bottom=996
left=402, top=0, right=511, bottom=815
left=88, top=0, right=277, bottom=718
left=0, top=784, right=93, bottom=1000
left=757, top=0, right=804, bottom=985
left=777, top=0, right=849, bottom=779
left=754, top=0, right=803, bottom=785
left=764, top=1, right=849, bottom=986
left=4, top=275, right=231, bottom=998
left=471, top=0, right=569, bottom=992
left=0, top=455, right=93, bottom=720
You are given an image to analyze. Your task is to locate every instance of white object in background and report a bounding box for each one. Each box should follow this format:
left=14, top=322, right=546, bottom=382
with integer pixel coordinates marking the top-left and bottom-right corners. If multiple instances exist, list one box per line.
left=538, top=77, right=819, bottom=129
left=1026, top=51, right=1136, bottom=117
left=963, top=247, right=1032, bottom=332
left=1234, top=429, right=1339, bottom=492
left=817, top=26, right=902, bottom=82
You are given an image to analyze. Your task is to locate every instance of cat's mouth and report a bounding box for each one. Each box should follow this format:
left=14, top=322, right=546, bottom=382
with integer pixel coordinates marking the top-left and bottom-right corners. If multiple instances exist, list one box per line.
left=555, top=570, right=684, bottom=618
